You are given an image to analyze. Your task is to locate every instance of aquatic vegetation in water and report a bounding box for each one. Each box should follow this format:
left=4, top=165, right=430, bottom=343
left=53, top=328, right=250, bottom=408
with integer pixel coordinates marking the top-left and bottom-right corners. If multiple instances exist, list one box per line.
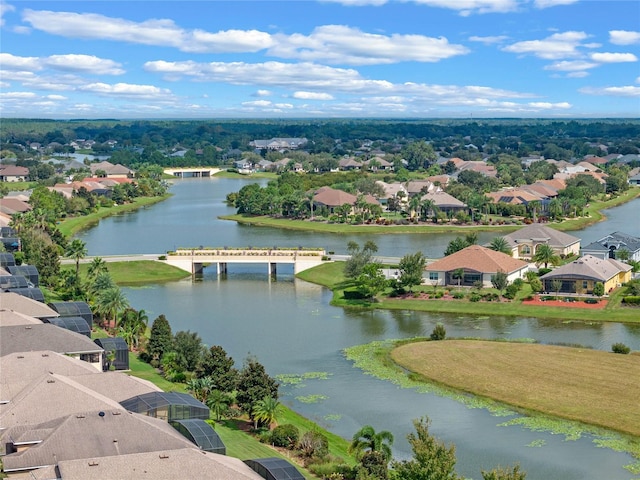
left=296, top=394, right=328, bottom=404
left=276, top=371, right=332, bottom=387
left=526, top=439, right=546, bottom=448
left=324, top=414, right=342, bottom=422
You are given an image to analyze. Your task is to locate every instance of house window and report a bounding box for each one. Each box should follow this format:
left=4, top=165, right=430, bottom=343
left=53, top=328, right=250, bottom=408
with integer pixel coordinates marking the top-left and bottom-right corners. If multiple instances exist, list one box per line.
left=521, top=245, right=531, bottom=255
left=429, top=272, right=438, bottom=281
left=582, top=281, right=588, bottom=289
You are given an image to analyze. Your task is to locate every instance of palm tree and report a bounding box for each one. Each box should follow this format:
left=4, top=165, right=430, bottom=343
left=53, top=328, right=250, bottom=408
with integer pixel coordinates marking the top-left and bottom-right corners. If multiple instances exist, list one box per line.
left=207, top=390, right=232, bottom=421
left=533, top=244, right=561, bottom=269
left=452, top=268, right=465, bottom=288
left=420, top=199, right=436, bottom=222
left=87, top=257, right=108, bottom=280
left=488, top=237, right=512, bottom=256
left=408, top=196, right=421, bottom=220
left=187, top=376, right=216, bottom=403
left=348, top=425, right=394, bottom=462
left=65, top=239, right=87, bottom=285
left=252, top=395, right=281, bottom=430
left=95, top=286, right=129, bottom=329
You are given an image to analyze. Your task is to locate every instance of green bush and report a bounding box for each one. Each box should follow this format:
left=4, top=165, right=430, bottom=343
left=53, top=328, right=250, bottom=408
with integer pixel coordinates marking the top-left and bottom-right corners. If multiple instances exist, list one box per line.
left=430, top=323, right=446, bottom=341
left=593, top=282, right=605, bottom=297
left=434, top=291, right=444, bottom=298
left=470, top=293, right=481, bottom=302
left=503, top=284, right=519, bottom=299
left=269, top=424, right=300, bottom=448
left=298, top=430, right=329, bottom=460
left=537, top=268, right=552, bottom=276
left=621, top=296, right=640, bottom=305
left=584, top=298, right=599, bottom=304
left=612, top=342, right=631, bottom=354
left=452, top=291, right=465, bottom=299
left=343, top=288, right=367, bottom=300
left=512, top=278, right=524, bottom=290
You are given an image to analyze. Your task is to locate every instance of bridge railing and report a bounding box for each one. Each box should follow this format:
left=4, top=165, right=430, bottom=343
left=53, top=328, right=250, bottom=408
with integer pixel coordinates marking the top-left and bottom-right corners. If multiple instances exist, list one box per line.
left=168, top=247, right=325, bottom=257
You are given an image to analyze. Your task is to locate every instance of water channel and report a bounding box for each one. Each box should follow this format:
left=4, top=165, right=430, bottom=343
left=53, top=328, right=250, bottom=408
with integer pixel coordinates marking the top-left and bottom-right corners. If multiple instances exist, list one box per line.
left=77, top=178, right=640, bottom=480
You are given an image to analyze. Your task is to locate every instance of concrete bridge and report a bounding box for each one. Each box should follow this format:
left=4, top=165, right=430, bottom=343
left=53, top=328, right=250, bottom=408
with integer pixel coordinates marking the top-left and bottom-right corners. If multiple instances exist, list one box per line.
left=164, top=247, right=327, bottom=275
left=163, top=167, right=221, bottom=178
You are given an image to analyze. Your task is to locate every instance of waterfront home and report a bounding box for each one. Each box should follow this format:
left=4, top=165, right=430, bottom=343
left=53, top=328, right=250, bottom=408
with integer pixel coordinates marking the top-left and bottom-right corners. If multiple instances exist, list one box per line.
left=424, top=245, right=529, bottom=288
left=0, top=165, right=29, bottom=182
left=312, top=186, right=380, bottom=214
left=500, top=224, right=581, bottom=260
left=581, top=231, right=640, bottom=262
left=539, top=255, right=632, bottom=295
left=419, top=190, right=467, bottom=216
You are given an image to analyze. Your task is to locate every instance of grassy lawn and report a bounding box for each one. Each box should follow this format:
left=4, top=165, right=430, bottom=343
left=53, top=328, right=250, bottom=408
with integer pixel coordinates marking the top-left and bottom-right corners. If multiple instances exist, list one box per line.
left=390, top=339, right=640, bottom=437
left=214, top=170, right=278, bottom=180
left=297, top=262, right=640, bottom=323
left=58, top=194, right=171, bottom=237
left=62, top=260, right=190, bottom=284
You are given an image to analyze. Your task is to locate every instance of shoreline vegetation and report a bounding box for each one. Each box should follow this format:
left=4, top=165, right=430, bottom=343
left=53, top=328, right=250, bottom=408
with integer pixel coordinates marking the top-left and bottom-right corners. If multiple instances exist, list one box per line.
left=219, top=186, right=640, bottom=234
left=344, top=338, right=640, bottom=471
left=297, top=261, right=640, bottom=324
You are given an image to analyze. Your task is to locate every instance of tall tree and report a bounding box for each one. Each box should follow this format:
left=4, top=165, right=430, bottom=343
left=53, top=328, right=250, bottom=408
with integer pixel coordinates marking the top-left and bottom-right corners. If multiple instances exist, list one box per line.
left=147, top=314, right=173, bottom=363
left=397, top=252, right=426, bottom=292
left=344, top=240, right=378, bottom=279
left=391, top=417, right=461, bottom=480
left=173, top=330, right=205, bottom=372
left=491, top=271, right=509, bottom=299
left=95, top=286, right=129, bottom=329
left=65, top=239, right=87, bottom=289
left=236, top=357, right=279, bottom=422
left=355, top=263, right=387, bottom=301
left=197, top=345, right=238, bottom=393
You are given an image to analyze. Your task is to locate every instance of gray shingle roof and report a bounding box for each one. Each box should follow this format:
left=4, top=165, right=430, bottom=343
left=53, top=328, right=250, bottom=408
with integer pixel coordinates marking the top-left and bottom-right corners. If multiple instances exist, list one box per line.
left=0, top=293, right=59, bottom=319
left=502, top=224, right=581, bottom=249
left=540, top=255, right=632, bottom=282
left=582, top=231, right=640, bottom=254
left=2, top=410, right=197, bottom=472
left=0, top=324, right=103, bottom=356
left=55, top=448, right=265, bottom=480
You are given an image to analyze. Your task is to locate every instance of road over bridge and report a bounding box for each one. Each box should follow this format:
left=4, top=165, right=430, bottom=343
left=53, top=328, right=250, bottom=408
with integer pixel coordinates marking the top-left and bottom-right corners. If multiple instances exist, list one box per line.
left=164, top=247, right=327, bottom=275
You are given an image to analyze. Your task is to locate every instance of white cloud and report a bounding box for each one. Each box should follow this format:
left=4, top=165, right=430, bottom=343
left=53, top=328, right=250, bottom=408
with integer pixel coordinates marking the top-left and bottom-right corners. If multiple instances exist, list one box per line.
left=580, top=86, right=640, bottom=97
left=0, top=91, right=37, bottom=99
left=269, top=25, right=468, bottom=65
left=45, top=54, right=125, bottom=75
left=609, top=30, right=640, bottom=45
left=254, top=90, right=272, bottom=97
left=544, top=60, right=597, bottom=71
left=45, top=94, right=67, bottom=100
left=468, top=35, right=508, bottom=44
left=0, top=2, right=14, bottom=26
left=323, top=0, right=518, bottom=14
left=22, top=9, right=272, bottom=53
left=242, top=100, right=272, bottom=107
left=590, top=52, right=638, bottom=63
left=528, top=101, right=571, bottom=109
left=503, top=31, right=592, bottom=59
left=0, top=53, right=124, bottom=75
left=293, top=91, right=334, bottom=100
left=78, top=82, right=173, bottom=99
left=566, top=71, right=589, bottom=78
left=533, top=0, right=579, bottom=8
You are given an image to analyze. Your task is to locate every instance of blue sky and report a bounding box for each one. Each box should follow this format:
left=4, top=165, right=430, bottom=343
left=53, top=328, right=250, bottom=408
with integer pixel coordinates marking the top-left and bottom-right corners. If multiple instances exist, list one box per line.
left=1, top=0, right=639, bottom=119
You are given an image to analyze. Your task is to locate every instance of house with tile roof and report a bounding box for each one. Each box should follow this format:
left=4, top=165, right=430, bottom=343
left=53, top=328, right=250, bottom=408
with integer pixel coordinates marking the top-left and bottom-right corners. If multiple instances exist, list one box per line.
left=312, top=187, right=380, bottom=214
left=500, top=224, right=581, bottom=260
left=581, top=232, right=640, bottom=262
left=540, top=255, right=632, bottom=295
left=89, top=161, right=134, bottom=179
left=419, top=190, right=467, bottom=214
left=424, top=245, right=529, bottom=288
left=0, top=165, right=29, bottom=182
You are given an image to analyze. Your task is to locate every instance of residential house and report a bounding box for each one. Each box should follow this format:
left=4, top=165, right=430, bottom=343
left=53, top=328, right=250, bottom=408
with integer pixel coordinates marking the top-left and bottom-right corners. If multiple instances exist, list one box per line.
left=0, top=323, right=103, bottom=370
left=581, top=232, right=640, bottom=262
left=420, top=191, right=467, bottom=215
left=250, top=138, right=308, bottom=151
left=375, top=181, right=408, bottom=207
left=628, top=167, right=640, bottom=186
left=0, top=197, right=32, bottom=215
left=540, top=255, right=632, bottom=295
left=0, top=165, right=29, bottom=182
left=405, top=179, right=436, bottom=196
left=312, top=187, right=380, bottom=214
left=500, top=224, right=581, bottom=260
left=338, top=157, right=363, bottom=170
left=424, top=245, right=529, bottom=288
left=89, top=161, right=134, bottom=179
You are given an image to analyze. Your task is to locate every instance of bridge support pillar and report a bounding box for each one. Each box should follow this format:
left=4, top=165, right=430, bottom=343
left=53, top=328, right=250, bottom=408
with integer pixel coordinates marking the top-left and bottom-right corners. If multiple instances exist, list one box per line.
left=269, top=262, right=277, bottom=276
left=216, top=262, right=228, bottom=275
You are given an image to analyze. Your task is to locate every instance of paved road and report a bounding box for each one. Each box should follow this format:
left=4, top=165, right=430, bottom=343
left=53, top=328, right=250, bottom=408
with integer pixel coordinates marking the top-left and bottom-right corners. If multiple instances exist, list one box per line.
left=60, top=254, right=163, bottom=265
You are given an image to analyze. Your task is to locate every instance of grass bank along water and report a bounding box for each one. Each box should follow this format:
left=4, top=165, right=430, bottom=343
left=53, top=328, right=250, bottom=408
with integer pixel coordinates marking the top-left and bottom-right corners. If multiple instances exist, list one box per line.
left=344, top=338, right=640, bottom=472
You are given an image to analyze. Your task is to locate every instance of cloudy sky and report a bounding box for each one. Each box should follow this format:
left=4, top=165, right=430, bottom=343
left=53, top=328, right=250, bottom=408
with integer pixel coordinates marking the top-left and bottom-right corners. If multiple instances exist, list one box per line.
left=1, top=0, right=639, bottom=119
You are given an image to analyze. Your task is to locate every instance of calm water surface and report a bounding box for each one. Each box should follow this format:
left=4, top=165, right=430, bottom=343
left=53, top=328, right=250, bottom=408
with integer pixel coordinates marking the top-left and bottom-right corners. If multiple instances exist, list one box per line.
left=79, top=178, right=640, bottom=480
